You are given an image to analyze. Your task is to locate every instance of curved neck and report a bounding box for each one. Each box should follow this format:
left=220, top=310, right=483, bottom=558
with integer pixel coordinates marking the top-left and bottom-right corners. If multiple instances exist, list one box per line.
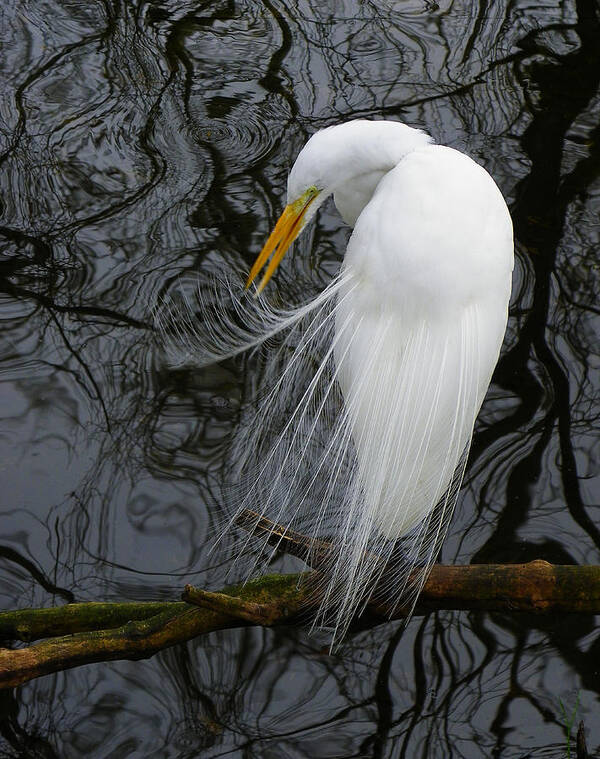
left=288, top=120, right=433, bottom=228
left=333, top=169, right=389, bottom=226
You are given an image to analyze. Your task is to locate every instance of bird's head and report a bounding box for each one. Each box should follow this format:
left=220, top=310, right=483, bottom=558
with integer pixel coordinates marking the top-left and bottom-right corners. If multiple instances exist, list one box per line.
left=246, top=119, right=432, bottom=294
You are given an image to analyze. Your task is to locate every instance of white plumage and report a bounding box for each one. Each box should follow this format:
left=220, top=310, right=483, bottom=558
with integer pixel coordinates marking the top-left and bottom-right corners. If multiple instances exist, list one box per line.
left=161, top=119, right=513, bottom=644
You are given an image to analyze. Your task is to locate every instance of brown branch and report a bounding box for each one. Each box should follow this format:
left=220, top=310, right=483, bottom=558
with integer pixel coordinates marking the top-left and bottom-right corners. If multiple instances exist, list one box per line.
left=0, top=575, right=307, bottom=690
left=183, top=586, right=280, bottom=625
left=412, top=560, right=600, bottom=613
left=234, top=509, right=334, bottom=565
left=235, top=509, right=600, bottom=614
left=2, top=512, right=600, bottom=690
left=0, top=606, right=187, bottom=690
left=0, top=601, right=184, bottom=642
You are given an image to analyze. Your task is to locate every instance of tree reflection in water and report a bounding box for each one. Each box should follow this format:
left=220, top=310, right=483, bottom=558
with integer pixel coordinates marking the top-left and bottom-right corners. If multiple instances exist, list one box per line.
left=1, top=1, right=599, bottom=756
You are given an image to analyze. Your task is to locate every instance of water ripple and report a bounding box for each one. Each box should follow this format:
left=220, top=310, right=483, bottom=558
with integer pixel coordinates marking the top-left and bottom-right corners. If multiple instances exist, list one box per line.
left=1, top=0, right=600, bottom=757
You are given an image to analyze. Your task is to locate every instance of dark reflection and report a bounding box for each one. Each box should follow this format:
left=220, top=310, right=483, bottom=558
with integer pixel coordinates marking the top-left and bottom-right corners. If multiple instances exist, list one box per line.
left=1, top=0, right=600, bottom=757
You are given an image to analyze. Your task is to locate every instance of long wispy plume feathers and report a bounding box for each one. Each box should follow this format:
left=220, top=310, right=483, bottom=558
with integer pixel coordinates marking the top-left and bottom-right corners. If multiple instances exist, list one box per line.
left=154, top=266, right=484, bottom=646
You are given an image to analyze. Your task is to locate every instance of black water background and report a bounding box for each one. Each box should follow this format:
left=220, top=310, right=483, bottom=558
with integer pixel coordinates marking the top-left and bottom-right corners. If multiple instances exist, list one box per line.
left=1, top=1, right=600, bottom=757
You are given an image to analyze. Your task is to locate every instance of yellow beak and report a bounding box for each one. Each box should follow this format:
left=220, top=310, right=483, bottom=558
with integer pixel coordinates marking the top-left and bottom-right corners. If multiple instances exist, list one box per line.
left=246, top=193, right=318, bottom=295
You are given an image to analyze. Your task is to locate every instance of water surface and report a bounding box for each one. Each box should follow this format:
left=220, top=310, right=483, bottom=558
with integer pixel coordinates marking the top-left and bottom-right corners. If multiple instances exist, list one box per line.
left=1, top=1, right=600, bottom=757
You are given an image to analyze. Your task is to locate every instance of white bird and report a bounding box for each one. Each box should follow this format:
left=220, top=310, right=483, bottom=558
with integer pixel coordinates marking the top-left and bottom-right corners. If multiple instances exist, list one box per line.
left=167, top=119, right=513, bottom=644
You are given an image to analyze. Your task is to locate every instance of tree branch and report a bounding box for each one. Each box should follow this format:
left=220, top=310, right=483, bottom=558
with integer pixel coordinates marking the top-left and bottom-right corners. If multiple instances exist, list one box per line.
left=2, top=560, right=600, bottom=689
left=0, top=575, right=306, bottom=690
left=0, top=601, right=184, bottom=642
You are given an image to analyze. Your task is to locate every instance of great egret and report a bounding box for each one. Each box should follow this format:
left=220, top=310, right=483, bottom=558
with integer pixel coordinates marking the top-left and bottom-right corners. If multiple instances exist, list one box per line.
left=167, top=119, right=513, bottom=643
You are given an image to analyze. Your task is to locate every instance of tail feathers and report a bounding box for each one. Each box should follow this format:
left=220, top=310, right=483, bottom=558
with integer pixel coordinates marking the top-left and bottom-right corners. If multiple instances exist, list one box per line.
left=153, top=267, right=352, bottom=370
left=156, top=269, right=485, bottom=646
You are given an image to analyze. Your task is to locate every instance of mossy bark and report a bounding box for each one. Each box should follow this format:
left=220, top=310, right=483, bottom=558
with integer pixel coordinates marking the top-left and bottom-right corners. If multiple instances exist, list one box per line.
left=2, top=562, right=600, bottom=690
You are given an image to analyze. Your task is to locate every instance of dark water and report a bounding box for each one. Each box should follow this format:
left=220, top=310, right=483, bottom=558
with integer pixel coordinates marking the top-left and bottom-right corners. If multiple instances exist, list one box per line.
left=1, top=1, right=600, bottom=756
